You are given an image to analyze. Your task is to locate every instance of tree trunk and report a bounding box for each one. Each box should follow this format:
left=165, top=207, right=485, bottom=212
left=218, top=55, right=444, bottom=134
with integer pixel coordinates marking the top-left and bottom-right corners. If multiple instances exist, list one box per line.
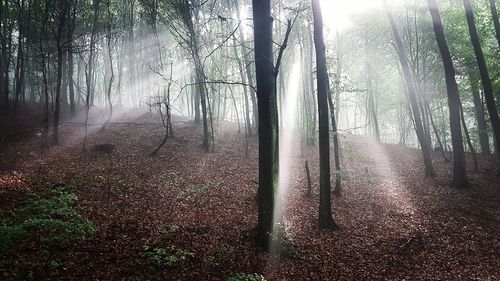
left=234, top=0, right=257, bottom=134
left=252, top=0, right=279, bottom=250
left=327, top=78, right=342, bottom=197
left=427, top=0, right=468, bottom=188
left=312, top=0, right=336, bottom=229
left=469, top=74, right=491, bottom=154
left=460, top=102, right=479, bottom=172
left=232, top=36, right=252, bottom=135
left=489, top=0, right=500, bottom=49
left=364, top=34, right=380, bottom=141
left=463, top=0, right=500, bottom=168
left=53, top=0, right=68, bottom=145
left=14, top=26, right=25, bottom=113
left=1, top=2, right=12, bottom=113
left=68, top=0, right=77, bottom=117
left=383, top=0, right=435, bottom=177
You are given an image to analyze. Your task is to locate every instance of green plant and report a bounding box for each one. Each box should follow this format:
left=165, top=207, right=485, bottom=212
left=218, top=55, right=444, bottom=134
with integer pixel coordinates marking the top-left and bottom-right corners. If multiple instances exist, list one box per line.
left=183, top=182, right=222, bottom=197
left=216, top=243, right=235, bottom=254
left=159, top=225, right=179, bottom=234
left=142, top=245, right=195, bottom=266
left=226, top=273, right=266, bottom=281
left=269, top=222, right=296, bottom=258
left=0, top=184, right=96, bottom=250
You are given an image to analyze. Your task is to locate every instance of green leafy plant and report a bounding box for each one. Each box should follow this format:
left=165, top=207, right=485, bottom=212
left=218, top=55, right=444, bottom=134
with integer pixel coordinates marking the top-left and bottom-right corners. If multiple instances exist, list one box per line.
left=142, top=244, right=195, bottom=266
left=0, top=184, right=96, bottom=250
left=183, top=182, right=221, bottom=197
left=269, top=222, right=296, bottom=258
left=159, top=224, right=180, bottom=234
left=226, top=273, right=266, bottom=281
left=216, top=243, right=235, bottom=255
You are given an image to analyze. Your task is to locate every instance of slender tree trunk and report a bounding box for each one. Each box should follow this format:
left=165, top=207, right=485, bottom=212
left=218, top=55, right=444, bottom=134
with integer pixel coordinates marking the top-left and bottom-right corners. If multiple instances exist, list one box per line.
left=53, top=0, right=68, bottom=145
left=383, top=0, right=435, bottom=177
left=307, top=24, right=317, bottom=146
left=104, top=0, right=115, bottom=129
left=470, top=75, right=490, bottom=154
left=61, top=52, right=69, bottom=106
left=427, top=0, right=468, bottom=188
left=234, top=0, right=257, bottom=134
left=460, top=102, right=479, bottom=172
left=68, top=0, right=77, bottom=117
left=426, top=102, right=448, bottom=161
left=1, top=3, right=12, bottom=113
left=14, top=28, right=25, bottom=113
left=312, top=0, right=336, bottom=229
left=463, top=0, right=500, bottom=168
left=489, top=0, right=500, bottom=49
left=193, top=72, right=201, bottom=123
left=232, top=36, right=252, bottom=135
left=127, top=0, right=136, bottom=107
left=327, top=78, right=342, bottom=197
left=364, top=34, right=380, bottom=141
left=83, top=1, right=100, bottom=151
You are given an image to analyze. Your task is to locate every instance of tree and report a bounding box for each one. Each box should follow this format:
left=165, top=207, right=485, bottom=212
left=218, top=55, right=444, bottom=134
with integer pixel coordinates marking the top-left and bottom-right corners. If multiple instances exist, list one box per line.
left=470, top=74, right=490, bottom=154
left=383, top=0, right=435, bottom=177
left=161, top=0, right=210, bottom=151
left=252, top=0, right=279, bottom=249
left=312, top=0, right=336, bottom=229
left=1, top=0, right=14, bottom=113
left=427, top=0, right=468, bottom=188
left=462, top=0, right=500, bottom=169
left=489, top=0, right=500, bottom=49
left=52, top=0, right=69, bottom=145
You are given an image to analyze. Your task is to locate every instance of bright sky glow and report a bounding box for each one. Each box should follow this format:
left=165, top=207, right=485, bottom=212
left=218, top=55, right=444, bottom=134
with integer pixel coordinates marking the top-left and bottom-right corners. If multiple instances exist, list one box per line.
left=320, top=0, right=381, bottom=32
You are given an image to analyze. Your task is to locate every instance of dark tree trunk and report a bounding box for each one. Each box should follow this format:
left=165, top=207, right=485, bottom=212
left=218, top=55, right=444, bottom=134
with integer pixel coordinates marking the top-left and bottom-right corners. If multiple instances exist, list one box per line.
left=68, top=0, right=77, bottom=117
left=427, top=0, right=468, bottom=188
left=52, top=0, right=68, bottom=145
left=312, top=0, right=336, bottom=229
left=463, top=0, right=500, bottom=167
left=305, top=160, right=312, bottom=197
left=489, top=0, right=500, bottom=49
left=252, top=0, right=279, bottom=250
left=83, top=0, right=100, bottom=151
left=0, top=1, right=13, bottom=113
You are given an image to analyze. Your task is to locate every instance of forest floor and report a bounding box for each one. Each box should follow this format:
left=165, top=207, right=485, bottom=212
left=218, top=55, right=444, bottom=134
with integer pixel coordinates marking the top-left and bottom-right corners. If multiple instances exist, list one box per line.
left=1, top=107, right=500, bottom=280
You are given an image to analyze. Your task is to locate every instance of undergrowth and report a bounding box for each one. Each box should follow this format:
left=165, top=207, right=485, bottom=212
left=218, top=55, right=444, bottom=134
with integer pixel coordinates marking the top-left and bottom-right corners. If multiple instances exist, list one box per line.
left=142, top=244, right=195, bottom=266
left=0, top=184, right=96, bottom=250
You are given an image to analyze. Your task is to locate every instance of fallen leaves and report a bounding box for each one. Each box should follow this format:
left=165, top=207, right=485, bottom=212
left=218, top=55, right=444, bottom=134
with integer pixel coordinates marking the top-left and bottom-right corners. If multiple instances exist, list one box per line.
left=0, top=110, right=499, bottom=280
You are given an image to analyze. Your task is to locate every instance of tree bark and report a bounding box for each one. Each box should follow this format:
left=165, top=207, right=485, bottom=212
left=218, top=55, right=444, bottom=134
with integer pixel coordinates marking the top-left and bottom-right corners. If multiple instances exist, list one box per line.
left=463, top=0, right=500, bottom=168
left=53, top=0, right=68, bottom=145
left=469, top=74, right=490, bottom=154
left=312, top=0, right=336, bottom=229
left=489, top=0, right=500, bottom=49
left=252, top=0, right=279, bottom=250
left=427, top=0, right=468, bottom=188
